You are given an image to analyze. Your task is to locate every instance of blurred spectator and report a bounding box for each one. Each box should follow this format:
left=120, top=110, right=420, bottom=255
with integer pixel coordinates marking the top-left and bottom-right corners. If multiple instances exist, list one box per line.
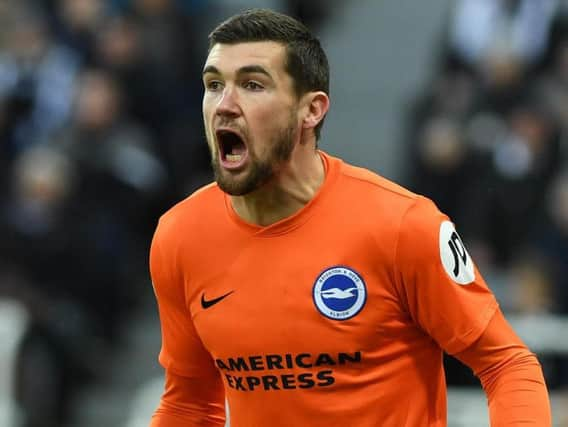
left=0, top=5, right=183, bottom=424
left=507, top=251, right=555, bottom=314
left=51, top=0, right=108, bottom=65
left=0, top=3, right=80, bottom=154
left=448, top=0, right=558, bottom=72
left=0, top=145, right=101, bottom=426
left=460, top=100, right=561, bottom=269
left=536, top=29, right=568, bottom=166
left=0, top=71, right=168, bottom=425
left=95, top=13, right=174, bottom=135
left=95, top=0, right=206, bottom=135
left=441, top=0, right=559, bottom=115
left=409, top=0, right=564, bottom=268
left=404, top=69, right=483, bottom=229
left=0, top=1, right=19, bottom=46
left=93, top=5, right=213, bottom=197
left=505, top=172, right=568, bottom=386
left=526, top=171, right=568, bottom=315
left=52, top=68, right=168, bottom=245
left=409, top=115, right=479, bottom=224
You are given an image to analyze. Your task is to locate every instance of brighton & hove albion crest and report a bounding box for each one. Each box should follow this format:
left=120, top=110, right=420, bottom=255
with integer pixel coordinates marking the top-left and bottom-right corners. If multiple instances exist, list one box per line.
left=313, top=266, right=367, bottom=320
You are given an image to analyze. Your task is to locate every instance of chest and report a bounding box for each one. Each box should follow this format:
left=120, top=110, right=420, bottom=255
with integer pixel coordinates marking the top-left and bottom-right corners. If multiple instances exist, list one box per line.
left=188, top=229, right=409, bottom=360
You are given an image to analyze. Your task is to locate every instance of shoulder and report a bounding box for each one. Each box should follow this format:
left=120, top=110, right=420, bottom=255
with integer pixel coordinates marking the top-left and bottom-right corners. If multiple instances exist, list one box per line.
left=155, top=182, right=224, bottom=243
left=334, top=157, right=439, bottom=223
left=323, top=155, right=449, bottom=241
left=339, top=161, right=419, bottom=202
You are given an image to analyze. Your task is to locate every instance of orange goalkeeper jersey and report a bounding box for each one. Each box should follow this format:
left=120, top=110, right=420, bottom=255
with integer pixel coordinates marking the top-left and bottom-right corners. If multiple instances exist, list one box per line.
left=150, top=151, right=499, bottom=426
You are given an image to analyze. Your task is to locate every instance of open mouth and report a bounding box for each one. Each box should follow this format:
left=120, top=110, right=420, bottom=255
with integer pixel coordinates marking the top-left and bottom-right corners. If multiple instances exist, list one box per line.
left=216, top=129, right=248, bottom=169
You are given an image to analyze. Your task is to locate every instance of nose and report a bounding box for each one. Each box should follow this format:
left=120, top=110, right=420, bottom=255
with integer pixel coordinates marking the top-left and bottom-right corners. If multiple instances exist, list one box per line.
left=216, top=86, right=241, bottom=118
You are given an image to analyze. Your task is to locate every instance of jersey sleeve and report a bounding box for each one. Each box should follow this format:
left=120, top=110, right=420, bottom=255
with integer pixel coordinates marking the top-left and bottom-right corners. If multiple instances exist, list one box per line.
left=150, top=217, right=220, bottom=378
left=151, top=370, right=226, bottom=427
left=393, top=196, right=499, bottom=355
left=455, top=309, right=551, bottom=425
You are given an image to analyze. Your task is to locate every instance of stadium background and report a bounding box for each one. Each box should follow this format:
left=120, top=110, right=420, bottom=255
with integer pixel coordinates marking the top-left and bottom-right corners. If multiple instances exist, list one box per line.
left=0, top=0, right=567, bottom=425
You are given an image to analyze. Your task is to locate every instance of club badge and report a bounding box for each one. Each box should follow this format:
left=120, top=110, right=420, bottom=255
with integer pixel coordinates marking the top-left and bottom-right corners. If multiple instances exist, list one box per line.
left=313, top=266, right=367, bottom=320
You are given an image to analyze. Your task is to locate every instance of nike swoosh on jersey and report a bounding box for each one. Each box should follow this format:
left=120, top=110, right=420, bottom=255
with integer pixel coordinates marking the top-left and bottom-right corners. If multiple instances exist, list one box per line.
left=201, top=290, right=234, bottom=309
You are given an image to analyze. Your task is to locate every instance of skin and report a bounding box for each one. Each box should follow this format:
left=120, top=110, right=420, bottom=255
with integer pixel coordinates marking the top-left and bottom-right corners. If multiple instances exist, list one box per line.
left=202, top=41, right=330, bottom=226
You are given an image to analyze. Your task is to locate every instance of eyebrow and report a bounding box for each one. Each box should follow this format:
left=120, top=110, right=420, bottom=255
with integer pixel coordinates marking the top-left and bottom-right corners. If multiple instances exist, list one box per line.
left=202, top=64, right=274, bottom=81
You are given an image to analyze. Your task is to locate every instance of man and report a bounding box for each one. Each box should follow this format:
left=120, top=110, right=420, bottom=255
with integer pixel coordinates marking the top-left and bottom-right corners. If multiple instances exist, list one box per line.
left=149, top=9, right=551, bottom=426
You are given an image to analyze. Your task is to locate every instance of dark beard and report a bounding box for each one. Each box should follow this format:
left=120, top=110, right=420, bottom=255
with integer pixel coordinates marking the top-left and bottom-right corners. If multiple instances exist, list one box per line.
left=210, top=118, right=297, bottom=196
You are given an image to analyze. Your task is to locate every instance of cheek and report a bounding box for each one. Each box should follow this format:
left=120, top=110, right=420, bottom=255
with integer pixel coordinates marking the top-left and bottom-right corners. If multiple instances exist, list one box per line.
left=202, top=100, right=215, bottom=135
left=202, top=92, right=220, bottom=118
left=252, top=105, right=290, bottom=135
left=205, top=127, right=216, bottom=154
left=202, top=98, right=212, bottom=120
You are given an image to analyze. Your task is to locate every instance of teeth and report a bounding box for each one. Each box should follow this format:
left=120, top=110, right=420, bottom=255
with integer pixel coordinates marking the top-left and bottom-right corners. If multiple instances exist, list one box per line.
left=226, top=154, right=242, bottom=162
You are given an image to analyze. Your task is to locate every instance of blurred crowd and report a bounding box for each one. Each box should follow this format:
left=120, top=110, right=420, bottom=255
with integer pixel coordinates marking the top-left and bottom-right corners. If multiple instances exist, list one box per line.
left=1, top=0, right=568, bottom=425
left=0, top=0, right=331, bottom=425
left=405, top=0, right=568, bottom=390
left=408, top=0, right=568, bottom=318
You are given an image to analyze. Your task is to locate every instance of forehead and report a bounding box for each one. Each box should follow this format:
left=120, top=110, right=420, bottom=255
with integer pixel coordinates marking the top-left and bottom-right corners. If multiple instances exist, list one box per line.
left=205, top=41, right=287, bottom=74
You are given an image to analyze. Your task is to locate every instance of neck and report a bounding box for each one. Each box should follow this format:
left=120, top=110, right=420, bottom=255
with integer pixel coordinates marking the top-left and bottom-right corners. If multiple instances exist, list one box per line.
left=230, top=147, right=325, bottom=226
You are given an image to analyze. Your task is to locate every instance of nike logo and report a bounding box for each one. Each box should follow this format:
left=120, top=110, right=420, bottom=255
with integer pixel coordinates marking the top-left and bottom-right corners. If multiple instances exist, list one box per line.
left=201, top=291, right=234, bottom=309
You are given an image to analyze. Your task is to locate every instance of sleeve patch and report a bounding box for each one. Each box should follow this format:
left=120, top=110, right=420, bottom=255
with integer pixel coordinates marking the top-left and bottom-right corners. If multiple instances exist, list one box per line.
left=439, top=221, right=475, bottom=285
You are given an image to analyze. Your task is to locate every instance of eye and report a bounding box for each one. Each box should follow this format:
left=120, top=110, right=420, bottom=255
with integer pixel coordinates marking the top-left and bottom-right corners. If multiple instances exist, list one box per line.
left=243, top=81, right=264, bottom=91
left=206, top=80, right=223, bottom=91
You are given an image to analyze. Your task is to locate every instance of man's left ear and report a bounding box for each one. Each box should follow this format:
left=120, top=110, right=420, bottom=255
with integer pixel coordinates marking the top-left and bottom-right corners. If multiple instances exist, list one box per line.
left=302, top=91, right=330, bottom=132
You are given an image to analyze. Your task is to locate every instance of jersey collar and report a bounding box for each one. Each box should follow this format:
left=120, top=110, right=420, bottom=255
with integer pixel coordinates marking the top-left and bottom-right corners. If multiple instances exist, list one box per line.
left=224, top=151, right=341, bottom=237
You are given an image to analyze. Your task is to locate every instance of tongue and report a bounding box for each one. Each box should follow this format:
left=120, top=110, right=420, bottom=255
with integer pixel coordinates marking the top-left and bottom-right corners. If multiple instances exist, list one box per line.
left=225, top=140, right=246, bottom=163
left=229, top=140, right=246, bottom=155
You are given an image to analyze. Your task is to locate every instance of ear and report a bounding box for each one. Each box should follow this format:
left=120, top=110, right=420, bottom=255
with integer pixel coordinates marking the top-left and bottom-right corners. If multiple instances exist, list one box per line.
left=301, top=91, right=330, bottom=133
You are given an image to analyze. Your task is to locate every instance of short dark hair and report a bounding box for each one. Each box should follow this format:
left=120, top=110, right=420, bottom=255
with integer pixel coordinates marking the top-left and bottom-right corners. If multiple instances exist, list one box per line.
left=208, top=8, right=329, bottom=139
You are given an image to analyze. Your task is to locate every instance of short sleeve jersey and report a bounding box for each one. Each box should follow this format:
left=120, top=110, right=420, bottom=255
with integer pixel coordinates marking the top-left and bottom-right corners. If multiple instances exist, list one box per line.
left=150, top=152, right=498, bottom=427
